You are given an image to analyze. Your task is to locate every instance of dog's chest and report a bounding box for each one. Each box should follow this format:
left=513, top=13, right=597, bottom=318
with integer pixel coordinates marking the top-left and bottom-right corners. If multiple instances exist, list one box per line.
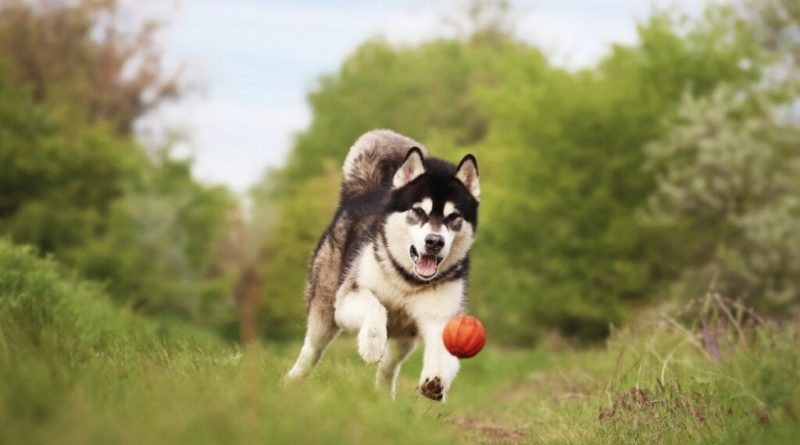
left=356, top=266, right=419, bottom=337
left=355, top=246, right=464, bottom=334
left=355, top=244, right=412, bottom=300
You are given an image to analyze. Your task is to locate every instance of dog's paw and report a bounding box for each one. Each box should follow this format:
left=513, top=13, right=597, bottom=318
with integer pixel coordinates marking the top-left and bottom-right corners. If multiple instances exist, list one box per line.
left=419, top=376, right=444, bottom=401
left=284, top=366, right=304, bottom=381
left=357, top=324, right=387, bottom=363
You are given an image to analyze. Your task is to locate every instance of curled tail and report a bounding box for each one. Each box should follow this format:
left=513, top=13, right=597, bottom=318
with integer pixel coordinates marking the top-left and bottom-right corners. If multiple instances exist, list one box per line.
left=341, top=129, right=428, bottom=198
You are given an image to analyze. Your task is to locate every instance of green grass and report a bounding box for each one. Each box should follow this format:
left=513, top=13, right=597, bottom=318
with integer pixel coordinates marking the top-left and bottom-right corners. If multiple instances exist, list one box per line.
left=1, top=239, right=798, bottom=444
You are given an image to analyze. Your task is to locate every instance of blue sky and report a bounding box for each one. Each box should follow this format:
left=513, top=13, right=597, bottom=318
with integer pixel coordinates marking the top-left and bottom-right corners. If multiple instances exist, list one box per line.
left=136, top=0, right=707, bottom=193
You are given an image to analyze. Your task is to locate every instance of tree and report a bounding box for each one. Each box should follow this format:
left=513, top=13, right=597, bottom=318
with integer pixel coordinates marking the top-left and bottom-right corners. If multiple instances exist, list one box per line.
left=0, top=1, right=237, bottom=335
left=738, top=0, right=800, bottom=90
left=644, top=88, right=800, bottom=311
left=467, top=9, right=761, bottom=341
left=0, top=0, right=182, bottom=134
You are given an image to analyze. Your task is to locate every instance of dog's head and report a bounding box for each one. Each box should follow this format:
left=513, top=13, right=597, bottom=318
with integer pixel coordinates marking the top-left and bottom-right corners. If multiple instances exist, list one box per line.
left=384, top=147, right=480, bottom=281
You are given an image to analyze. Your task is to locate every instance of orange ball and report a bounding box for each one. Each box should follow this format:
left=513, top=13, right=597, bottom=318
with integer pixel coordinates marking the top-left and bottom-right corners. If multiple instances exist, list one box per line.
left=443, top=315, right=486, bottom=358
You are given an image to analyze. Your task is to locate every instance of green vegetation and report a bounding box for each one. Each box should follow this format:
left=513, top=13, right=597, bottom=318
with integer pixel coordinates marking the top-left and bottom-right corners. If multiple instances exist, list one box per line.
left=253, top=0, right=799, bottom=343
left=2, top=0, right=800, bottom=442
left=0, top=0, right=239, bottom=336
left=2, top=240, right=798, bottom=444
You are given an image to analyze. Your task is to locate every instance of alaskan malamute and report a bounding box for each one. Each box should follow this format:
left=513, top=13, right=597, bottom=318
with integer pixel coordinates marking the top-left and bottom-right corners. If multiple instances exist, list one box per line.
left=285, top=129, right=480, bottom=401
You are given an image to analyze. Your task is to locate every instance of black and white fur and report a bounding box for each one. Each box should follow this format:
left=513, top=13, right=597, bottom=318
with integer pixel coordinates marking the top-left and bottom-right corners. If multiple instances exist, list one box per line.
left=285, top=129, right=480, bottom=402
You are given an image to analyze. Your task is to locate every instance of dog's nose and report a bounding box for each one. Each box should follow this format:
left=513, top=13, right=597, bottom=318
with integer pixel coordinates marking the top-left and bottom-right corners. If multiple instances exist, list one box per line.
left=424, top=234, right=445, bottom=254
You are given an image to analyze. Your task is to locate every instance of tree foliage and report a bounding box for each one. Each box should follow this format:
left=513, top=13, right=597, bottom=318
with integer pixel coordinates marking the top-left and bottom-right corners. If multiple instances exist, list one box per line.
left=644, top=88, right=800, bottom=311
left=0, top=1, right=237, bottom=334
left=252, top=3, right=798, bottom=344
left=0, top=0, right=181, bottom=135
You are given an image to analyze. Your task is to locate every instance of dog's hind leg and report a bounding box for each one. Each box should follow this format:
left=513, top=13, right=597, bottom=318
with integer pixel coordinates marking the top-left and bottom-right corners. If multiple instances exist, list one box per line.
left=376, top=337, right=417, bottom=399
left=285, top=306, right=338, bottom=380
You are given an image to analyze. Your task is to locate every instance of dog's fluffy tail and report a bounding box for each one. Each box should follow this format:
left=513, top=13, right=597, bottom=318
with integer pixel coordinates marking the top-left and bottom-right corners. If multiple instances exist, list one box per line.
left=341, top=129, right=427, bottom=198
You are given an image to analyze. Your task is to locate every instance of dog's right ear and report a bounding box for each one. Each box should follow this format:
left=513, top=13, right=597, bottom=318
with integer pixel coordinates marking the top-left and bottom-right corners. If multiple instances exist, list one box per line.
left=393, top=147, right=425, bottom=189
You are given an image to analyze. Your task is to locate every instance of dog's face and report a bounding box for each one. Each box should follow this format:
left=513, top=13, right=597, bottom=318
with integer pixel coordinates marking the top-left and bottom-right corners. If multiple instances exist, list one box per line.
left=384, top=148, right=480, bottom=281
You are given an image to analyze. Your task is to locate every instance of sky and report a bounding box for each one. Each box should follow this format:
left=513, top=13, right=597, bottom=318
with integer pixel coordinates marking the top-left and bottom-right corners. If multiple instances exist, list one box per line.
left=136, top=0, right=708, bottom=194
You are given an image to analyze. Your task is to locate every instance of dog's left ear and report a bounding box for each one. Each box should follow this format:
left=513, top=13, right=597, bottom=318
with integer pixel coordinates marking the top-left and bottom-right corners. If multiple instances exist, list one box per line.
left=455, top=154, right=480, bottom=201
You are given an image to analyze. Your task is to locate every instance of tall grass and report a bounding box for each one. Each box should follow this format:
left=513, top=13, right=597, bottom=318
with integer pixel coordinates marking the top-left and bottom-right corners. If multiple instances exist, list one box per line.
left=450, top=294, right=800, bottom=444
left=1, top=239, right=798, bottom=444
left=0, top=240, right=460, bottom=444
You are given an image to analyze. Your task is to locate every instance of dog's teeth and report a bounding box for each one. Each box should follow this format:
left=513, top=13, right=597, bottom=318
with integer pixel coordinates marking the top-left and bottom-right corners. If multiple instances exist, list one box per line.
left=410, top=246, right=420, bottom=262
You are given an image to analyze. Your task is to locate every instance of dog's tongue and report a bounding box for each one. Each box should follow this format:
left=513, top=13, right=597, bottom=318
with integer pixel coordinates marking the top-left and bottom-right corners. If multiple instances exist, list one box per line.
left=415, top=255, right=438, bottom=277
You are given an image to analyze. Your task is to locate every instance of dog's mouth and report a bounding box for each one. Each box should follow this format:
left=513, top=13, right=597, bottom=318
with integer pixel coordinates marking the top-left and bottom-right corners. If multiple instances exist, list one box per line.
left=409, top=246, right=442, bottom=279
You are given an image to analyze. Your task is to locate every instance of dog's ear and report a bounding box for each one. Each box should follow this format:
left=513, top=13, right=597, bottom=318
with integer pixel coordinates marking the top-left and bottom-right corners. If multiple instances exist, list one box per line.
left=393, top=147, right=425, bottom=189
left=455, top=154, right=480, bottom=201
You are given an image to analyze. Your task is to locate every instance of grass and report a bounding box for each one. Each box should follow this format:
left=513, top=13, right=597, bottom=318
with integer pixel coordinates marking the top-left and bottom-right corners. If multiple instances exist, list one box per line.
left=1, top=239, right=798, bottom=444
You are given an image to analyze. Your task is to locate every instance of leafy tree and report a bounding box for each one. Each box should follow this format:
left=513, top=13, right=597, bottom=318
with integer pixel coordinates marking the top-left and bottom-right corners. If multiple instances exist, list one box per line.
left=643, top=88, right=800, bottom=311
left=0, top=1, right=237, bottom=335
left=278, top=38, right=490, bottom=191
left=469, top=9, right=762, bottom=341
left=738, top=0, right=800, bottom=91
left=0, top=62, right=145, bottom=251
left=0, top=0, right=181, bottom=134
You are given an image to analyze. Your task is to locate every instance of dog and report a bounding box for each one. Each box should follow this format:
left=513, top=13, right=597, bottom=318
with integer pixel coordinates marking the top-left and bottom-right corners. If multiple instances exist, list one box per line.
left=285, top=129, right=480, bottom=402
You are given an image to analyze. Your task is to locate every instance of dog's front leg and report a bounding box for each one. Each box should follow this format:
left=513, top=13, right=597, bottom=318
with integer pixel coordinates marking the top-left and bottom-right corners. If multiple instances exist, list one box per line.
left=334, top=287, right=387, bottom=363
left=417, top=318, right=460, bottom=402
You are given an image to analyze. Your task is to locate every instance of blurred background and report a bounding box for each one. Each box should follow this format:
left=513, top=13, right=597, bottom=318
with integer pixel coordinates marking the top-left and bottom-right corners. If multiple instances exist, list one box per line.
left=1, top=0, right=798, bottom=346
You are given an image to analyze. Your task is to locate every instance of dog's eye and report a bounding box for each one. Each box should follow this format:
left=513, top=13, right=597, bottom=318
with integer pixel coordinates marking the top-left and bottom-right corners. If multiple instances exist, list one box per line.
left=412, top=208, right=427, bottom=219
left=446, top=213, right=463, bottom=230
